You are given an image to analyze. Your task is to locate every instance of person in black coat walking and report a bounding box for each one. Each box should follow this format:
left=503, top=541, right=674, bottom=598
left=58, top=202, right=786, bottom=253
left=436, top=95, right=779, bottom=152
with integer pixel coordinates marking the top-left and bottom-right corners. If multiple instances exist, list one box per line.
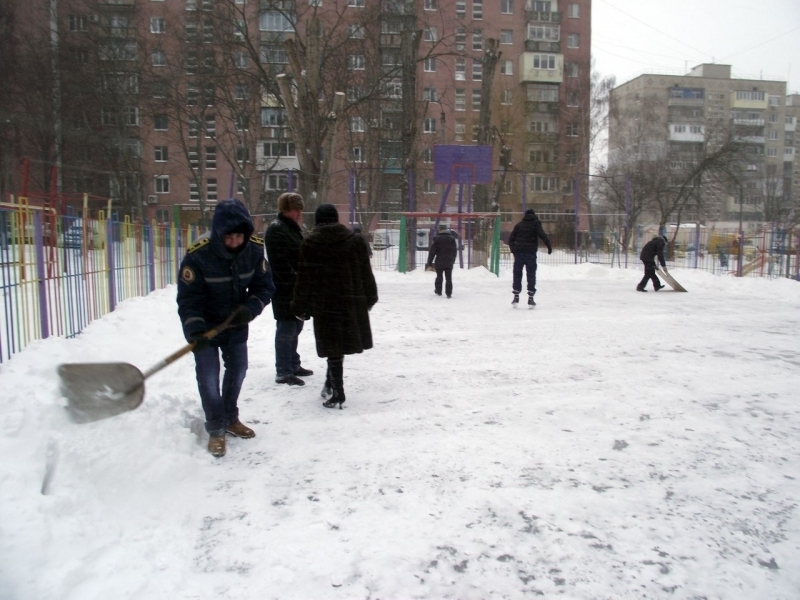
left=292, top=204, right=378, bottom=409
left=177, top=199, right=275, bottom=457
left=508, top=208, right=552, bottom=306
left=637, top=235, right=668, bottom=292
left=426, top=224, right=458, bottom=298
left=264, top=192, right=313, bottom=386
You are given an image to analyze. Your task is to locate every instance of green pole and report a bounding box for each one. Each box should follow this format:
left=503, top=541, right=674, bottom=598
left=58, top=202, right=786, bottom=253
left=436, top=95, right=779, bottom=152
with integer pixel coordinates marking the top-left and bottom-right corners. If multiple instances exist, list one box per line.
left=490, top=216, right=501, bottom=276
left=398, top=216, right=407, bottom=273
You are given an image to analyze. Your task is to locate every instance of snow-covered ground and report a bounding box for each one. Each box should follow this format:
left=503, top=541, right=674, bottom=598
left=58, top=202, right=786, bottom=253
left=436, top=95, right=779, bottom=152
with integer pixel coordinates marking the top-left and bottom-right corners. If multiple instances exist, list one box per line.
left=1, top=264, right=799, bottom=599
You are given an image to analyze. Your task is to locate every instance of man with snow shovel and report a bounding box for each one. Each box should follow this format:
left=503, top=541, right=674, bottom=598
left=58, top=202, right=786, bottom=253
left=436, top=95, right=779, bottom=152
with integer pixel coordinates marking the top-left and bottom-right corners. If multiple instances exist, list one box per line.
left=177, top=200, right=275, bottom=457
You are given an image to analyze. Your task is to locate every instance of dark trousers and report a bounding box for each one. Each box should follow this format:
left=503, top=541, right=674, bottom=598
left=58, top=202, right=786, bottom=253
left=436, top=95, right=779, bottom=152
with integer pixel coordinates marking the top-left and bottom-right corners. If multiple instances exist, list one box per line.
left=435, top=267, right=453, bottom=297
left=275, top=318, right=304, bottom=377
left=194, top=341, right=248, bottom=437
left=512, top=252, right=538, bottom=295
left=638, top=260, right=662, bottom=289
left=326, top=356, right=345, bottom=402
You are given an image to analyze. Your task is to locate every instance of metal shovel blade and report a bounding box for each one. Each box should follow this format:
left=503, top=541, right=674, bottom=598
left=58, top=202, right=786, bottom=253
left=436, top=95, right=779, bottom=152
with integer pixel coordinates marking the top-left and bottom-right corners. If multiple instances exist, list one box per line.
left=58, top=363, right=146, bottom=424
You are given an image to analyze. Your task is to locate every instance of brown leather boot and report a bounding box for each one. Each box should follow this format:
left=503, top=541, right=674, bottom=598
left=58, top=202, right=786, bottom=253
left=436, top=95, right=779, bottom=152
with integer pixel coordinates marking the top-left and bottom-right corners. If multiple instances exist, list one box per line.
left=208, top=435, right=226, bottom=457
left=226, top=420, right=255, bottom=439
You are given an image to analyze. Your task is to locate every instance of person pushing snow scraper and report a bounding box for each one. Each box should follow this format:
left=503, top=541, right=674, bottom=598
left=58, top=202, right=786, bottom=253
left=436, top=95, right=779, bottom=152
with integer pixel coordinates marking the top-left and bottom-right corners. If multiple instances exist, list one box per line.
left=426, top=224, right=458, bottom=298
left=637, top=235, right=668, bottom=292
left=177, top=199, right=275, bottom=458
left=508, top=209, right=552, bottom=307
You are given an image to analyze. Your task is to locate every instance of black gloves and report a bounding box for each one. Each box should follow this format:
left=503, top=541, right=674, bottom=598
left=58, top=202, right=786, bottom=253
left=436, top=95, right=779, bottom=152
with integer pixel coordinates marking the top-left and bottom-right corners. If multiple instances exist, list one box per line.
left=190, top=333, right=210, bottom=352
left=231, top=305, right=253, bottom=326
left=547, top=247, right=553, bottom=255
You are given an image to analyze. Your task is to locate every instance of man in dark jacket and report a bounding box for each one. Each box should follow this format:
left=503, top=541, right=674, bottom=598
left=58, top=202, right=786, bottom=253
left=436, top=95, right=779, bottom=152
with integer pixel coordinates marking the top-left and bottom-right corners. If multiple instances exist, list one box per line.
left=264, top=192, right=313, bottom=386
left=508, top=208, right=552, bottom=306
left=177, top=200, right=275, bottom=458
left=292, top=204, right=378, bottom=410
left=426, top=224, right=458, bottom=298
left=637, top=235, right=668, bottom=292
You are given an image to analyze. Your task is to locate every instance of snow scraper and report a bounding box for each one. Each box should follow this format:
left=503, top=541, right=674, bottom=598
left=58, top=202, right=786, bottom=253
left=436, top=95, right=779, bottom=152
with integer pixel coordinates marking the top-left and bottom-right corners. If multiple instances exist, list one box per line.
left=58, top=312, right=238, bottom=424
left=656, top=266, right=688, bottom=292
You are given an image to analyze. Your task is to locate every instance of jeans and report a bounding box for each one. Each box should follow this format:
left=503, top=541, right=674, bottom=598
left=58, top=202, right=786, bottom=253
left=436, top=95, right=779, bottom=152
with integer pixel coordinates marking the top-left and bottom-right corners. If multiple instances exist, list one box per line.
left=435, top=268, right=453, bottom=297
left=512, top=252, right=538, bottom=295
left=275, top=318, right=304, bottom=377
left=194, top=342, right=248, bottom=437
left=638, top=260, right=662, bottom=289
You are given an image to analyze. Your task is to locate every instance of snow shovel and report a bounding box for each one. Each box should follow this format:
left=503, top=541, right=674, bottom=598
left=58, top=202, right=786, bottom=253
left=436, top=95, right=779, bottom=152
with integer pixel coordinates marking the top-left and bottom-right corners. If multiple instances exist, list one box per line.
left=58, top=311, right=239, bottom=424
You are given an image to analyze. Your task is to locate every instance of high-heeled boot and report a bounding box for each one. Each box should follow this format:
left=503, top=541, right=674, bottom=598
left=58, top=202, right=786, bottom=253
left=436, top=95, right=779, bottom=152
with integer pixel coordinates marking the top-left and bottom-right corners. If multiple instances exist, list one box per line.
left=322, top=356, right=345, bottom=409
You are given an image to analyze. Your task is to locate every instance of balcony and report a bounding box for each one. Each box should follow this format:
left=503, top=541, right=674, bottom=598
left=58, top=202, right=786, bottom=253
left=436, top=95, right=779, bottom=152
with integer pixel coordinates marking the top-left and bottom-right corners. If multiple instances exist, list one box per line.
left=525, top=10, right=561, bottom=23
left=525, top=101, right=560, bottom=113
left=526, top=131, right=559, bottom=143
left=525, top=40, right=560, bottom=53
left=667, top=97, right=704, bottom=107
left=98, top=0, right=136, bottom=6
left=733, top=118, right=765, bottom=127
left=524, top=161, right=557, bottom=173
left=380, top=33, right=403, bottom=48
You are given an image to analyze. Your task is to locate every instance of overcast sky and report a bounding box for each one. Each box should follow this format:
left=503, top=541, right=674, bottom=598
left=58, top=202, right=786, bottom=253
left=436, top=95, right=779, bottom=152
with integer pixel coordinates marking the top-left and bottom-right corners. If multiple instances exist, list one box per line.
left=592, top=0, right=800, bottom=95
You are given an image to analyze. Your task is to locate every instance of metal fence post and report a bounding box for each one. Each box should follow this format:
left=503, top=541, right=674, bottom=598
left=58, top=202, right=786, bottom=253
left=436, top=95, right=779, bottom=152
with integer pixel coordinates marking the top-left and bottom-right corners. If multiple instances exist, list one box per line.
left=34, top=212, right=49, bottom=339
left=108, top=218, right=116, bottom=312
left=148, top=223, right=156, bottom=293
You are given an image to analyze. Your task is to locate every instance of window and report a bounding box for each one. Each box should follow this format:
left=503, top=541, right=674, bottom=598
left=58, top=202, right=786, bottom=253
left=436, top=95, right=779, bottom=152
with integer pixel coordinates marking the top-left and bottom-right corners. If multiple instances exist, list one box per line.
left=472, top=60, right=482, bottom=81
left=455, top=58, right=466, bottom=80
left=567, top=33, right=579, bottom=48
left=455, top=89, right=466, bottom=111
left=151, top=17, right=165, bottom=33
left=423, top=118, right=437, bottom=133
left=123, top=106, right=139, bottom=126
left=154, top=176, right=170, bottom=193
left=785, top=147, right=795, bottom=156
left=99, top=40, right=137, bottom=61
left=237, top=177, right=249, bottom=195
left=348, top=54, right=365, bottom=70
left=527, top=84, right=558, bottom=102
left=673, top=125, right=686, bottom=133
left=424, top=57, right=436, bottom=72
left=260, top=11, right=293, bottom=32
left=566, top=62, right=579, bottom=78
left=767, top=148, right=777, bottom=157
left=527, top=116, right=556, bottom=132
left=473, top=29, right=483, bottom=51
left=501, top=0, right=513, bottom=14
left=233, top=19, right=245, bottom=41
left=348, top=0, right=365, bottom=6
left=424, top=26, right=438, bottom=42
left=101, top=108, right=119, bottom=127
left=455, top=119, right=466, bottom=142
left=769, top=130, right=779, bottom=140
left=205, top=114, right=215, bottom=136
left=455, top=27, right=466, bottom=50
left=423, top=87, right=437, bottom=102
left=735, top=91, right=765, bottom=101
left=350, top=116, right=365, bottom=132
left=472, top=89, right=482, bottom=110
left=424, top=0, right=437, bottom=9
left=69, top=16, right=87, bottom=32
left=350, top=147, right=365, bottom=163
left=266, top=174, right=288, bottom=191
left=471, top=124, right=479, bottom=142
left=187, top=85, right=199, bottom=106
left=347, top=24, right=365, bottom=39
left=690, top=125, right=703, bottom=134
left=151, top=50, right=166, bottom=66
left=423, top=178, right=435, bottom=193
left=567, top=92, right=579, bottom=107
left=769, top=95, right=780, bottom=107
left=532, top=54, right=556, bottom=69
left=529, top=1, right=551, bottom=11
left=473, top=0, right=482, bottom=19
left=503, top=179, right=513, bottom=193
left=186, top=0, right=197, bottom=10
left=70, top=47, right=89, bottom=64
left=188, top=118, right=199, bottom=138
left=423, top=148, right=433, bottom=163
left=501, top=89, right=513, bottom=105
left=501, top=60, right=513, bottom=75
left=455, top=0, right=466, bottom=18
left=235, top=84, right=248, bottom=100
left=527, top=25, right=560, bottom=41
left=207, top=179, right=217, bottom=201
left=528, top=147, right=551, bottom=163
left=500, top=29, right=513, bottom=45
left=154, top=115, right=168, bottom=130
left=568, top=3, right=579, bottom=18
left=769, top=113, right=779, bottom=123
left=346, top=85, right=363, bottom=102
left=189, top=147, right=200, bottom=169
left=263, top=142, right=296, bottom=157
left=565, top=121, right=578, bottom=137
left=235, top=115, right=249, bottom=131
left=236, top=146, right=250, bottom=166
left=155, top=146, right=168, bottom=162
left=206, top=146, right=217, bottom=169
left=261, top=107, right=286, bottom=128
left=528, top=175, right=559, bottom=191
left=566, top=150, right=577, bottom=166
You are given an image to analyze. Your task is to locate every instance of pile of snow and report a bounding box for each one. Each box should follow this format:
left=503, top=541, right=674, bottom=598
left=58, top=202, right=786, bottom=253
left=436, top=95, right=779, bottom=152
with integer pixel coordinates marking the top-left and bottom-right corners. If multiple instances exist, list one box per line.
left=1, top=265, right=799, bottom=599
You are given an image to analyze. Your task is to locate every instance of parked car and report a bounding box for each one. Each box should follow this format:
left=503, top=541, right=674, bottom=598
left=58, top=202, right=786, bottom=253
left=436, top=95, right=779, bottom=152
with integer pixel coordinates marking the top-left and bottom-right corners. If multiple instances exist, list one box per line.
left=59, top=219, right=105, bottom=250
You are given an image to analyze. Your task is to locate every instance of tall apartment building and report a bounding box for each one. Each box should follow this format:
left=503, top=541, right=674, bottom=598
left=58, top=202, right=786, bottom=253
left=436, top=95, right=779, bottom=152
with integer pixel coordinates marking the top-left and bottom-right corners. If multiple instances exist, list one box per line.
left=6, top=0, right=591, bottom=232
left=608, top=64, right=797, bottom=224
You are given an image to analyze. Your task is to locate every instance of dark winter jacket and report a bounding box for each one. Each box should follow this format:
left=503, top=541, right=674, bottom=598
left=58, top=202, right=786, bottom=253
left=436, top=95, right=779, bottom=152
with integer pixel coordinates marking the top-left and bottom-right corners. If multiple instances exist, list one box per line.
left=640, top=236, right=667, bottom=267
left=508, top=211, right=552, bottom=255
left=292, top=223, right=378, bottom=358
left=177, top=200, right=275, bottom=347
left=264, top=213, right=304, bottom=320
left=426, top=231, right=458, bottom=269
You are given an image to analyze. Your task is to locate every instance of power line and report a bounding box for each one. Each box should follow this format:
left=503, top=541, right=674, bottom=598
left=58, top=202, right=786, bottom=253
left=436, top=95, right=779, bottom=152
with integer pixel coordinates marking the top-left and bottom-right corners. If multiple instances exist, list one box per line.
left=719, top=24, right=800, bottom=60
